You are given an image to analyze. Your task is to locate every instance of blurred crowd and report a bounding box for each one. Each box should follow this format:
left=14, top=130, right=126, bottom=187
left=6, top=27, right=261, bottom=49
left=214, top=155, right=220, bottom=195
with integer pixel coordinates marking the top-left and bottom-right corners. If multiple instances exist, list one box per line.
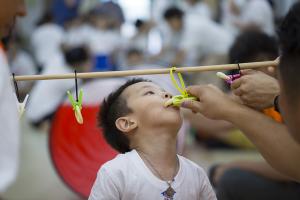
left=6, top=0, right=293, bottom=135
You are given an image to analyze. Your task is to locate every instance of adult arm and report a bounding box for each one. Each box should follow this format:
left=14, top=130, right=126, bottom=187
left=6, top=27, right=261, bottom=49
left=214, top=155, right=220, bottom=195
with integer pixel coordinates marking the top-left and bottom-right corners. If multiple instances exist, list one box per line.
left=181, top=85, right=300, bottom=181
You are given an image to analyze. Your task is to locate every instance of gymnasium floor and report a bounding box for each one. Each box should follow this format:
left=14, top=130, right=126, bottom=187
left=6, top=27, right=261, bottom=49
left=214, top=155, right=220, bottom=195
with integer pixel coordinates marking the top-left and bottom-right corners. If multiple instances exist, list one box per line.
left=3, top=118, right=262, bottom=200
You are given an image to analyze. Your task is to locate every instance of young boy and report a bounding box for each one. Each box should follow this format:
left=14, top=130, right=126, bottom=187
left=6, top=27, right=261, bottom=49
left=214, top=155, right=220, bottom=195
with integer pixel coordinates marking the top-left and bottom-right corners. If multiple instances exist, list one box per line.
left=89, top=78, right=216, bottom=200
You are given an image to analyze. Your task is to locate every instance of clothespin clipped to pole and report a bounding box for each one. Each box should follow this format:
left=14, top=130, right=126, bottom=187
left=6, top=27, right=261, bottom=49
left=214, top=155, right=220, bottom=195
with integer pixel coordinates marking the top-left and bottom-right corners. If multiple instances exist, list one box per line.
left=12, top=73, right=29, bottom=118
left=165, top=67, right=198, bottom=107
left=67, top=70, right=84, bottom=124
left=216, top=63, right=242, bottom=84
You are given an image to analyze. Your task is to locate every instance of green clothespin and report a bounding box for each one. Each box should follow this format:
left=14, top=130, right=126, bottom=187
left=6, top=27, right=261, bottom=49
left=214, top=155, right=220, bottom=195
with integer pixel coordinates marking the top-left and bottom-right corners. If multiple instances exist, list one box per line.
left=165, top=94, right=197, bottom=107
left=67, top=89, right=83, bottom=124
left=165, top=67, right=197, bottom=107
left=67, top=70, right=84, bottom=124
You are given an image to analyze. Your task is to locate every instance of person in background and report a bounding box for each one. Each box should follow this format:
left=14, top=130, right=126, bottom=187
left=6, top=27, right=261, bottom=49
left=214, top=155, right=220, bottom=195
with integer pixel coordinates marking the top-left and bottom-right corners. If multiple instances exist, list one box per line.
left=129, top=19, right=154, bottom=58
left=221, top=0, right=275, bottom=36
left=51, top=0, right=81, bottom=26
left=159, top=7, right=184, bottom=66
left=162, top=6, right=233, bottom=67
left=183, top=0, right=213, bottom=20
left=7, top=34, right=36, bottom=97
left=87, top=8, right=124, bottom=71
left=0, top=0, right=26, bottom=198
left=31, top=12, right=65, bottom=72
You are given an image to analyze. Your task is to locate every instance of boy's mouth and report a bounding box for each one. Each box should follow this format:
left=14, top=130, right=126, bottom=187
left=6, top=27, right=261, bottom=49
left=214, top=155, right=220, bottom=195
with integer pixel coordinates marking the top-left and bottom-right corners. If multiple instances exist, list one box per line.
left=164, top=99, right=174, bottom=107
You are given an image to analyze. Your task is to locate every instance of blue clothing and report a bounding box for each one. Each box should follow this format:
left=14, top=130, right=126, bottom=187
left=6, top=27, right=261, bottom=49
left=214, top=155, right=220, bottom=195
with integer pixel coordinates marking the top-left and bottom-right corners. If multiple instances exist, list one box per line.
left=52, top=0, right=81, bottom=26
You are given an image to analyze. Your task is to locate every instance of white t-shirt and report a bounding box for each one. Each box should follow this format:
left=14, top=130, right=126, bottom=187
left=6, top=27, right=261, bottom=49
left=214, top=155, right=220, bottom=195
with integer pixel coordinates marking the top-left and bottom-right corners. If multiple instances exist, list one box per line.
left=0, top=47, right=20, bottom=193
left=89, top=150, right=216, bottom=200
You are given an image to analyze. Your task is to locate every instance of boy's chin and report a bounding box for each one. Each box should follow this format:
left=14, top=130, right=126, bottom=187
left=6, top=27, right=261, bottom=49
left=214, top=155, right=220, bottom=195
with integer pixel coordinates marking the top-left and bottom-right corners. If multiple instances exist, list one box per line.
left=160, top=115, right=183, bottom=128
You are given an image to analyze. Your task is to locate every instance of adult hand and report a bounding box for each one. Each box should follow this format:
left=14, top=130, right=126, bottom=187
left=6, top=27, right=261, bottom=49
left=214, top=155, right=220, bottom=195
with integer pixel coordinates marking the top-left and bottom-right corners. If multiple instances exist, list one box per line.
left=181, top=84, right=239, bottom=120
left=231, top=70, right=280, bottom=110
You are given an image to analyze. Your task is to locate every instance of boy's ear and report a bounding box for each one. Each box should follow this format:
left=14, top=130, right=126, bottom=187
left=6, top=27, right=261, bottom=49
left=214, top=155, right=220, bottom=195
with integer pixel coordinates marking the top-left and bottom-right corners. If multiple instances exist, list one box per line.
left=115, top=116, right=137, bottom=134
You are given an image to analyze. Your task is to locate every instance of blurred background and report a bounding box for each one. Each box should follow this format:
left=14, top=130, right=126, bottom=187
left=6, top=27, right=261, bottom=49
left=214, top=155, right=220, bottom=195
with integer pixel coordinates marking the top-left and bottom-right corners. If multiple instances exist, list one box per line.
left=2, top=0, right=299, bottom=199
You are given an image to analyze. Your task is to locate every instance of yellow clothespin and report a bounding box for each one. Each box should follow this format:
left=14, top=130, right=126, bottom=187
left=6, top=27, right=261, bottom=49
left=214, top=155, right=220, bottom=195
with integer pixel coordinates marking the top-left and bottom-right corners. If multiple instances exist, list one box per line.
left=67, top=70, right=83, bottom=124
left=165, top=67, right=197, bottom=107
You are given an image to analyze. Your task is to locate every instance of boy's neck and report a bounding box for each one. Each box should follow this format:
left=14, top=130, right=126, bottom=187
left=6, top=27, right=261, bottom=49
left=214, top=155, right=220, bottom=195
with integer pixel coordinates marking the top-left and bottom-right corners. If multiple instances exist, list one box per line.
left=133, top=127, right=179, bottom=180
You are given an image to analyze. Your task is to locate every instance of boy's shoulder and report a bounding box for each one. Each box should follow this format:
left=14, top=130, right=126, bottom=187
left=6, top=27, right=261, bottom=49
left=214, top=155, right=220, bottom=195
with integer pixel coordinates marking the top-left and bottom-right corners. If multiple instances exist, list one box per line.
left=99, top=150, right=136, bottom=173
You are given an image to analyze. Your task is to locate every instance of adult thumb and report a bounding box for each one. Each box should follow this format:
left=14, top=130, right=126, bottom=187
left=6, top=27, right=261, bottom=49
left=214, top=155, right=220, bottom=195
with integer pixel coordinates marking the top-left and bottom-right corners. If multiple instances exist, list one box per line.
left=240, top=69, right=257, bottom=75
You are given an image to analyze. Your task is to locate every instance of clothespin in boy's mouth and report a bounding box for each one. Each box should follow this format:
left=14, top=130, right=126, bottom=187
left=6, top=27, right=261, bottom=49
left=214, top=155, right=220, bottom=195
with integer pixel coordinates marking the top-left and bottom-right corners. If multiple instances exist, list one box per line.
left=164, top=67, right=198, bottom=107
left=67, top=70, right=84, bottom=124
left=12, top=73, right=29, bottom=118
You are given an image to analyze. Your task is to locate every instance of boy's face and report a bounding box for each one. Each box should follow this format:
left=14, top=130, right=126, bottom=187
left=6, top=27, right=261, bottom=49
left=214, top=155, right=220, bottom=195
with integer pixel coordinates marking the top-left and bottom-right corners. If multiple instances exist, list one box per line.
left=122, top=81, right=182, bottom=131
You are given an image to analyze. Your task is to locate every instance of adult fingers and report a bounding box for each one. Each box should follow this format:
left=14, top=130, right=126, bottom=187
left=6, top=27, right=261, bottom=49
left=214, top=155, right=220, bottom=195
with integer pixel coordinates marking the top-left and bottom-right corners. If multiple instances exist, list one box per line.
left=232, top=87, right=243, bottom=96
left=181, top=100, right=203, bottom=113
left=186, top=85, right=206, bottom=98
left=231, top=78, right=242, bottom=90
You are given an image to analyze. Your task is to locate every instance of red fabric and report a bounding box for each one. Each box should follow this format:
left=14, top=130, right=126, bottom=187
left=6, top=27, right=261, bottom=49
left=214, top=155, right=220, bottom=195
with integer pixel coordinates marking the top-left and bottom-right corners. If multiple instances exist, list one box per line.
left=49, top=105, right=118, bottom=198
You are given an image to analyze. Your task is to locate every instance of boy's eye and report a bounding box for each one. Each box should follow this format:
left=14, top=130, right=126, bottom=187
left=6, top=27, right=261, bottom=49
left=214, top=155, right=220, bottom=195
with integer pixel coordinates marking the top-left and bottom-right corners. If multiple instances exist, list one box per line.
left=144, top=91, right=155, bottom=95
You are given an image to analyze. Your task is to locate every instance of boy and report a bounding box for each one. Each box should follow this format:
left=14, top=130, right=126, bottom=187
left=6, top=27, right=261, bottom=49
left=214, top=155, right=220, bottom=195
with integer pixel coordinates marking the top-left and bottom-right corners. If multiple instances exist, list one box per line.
left=89, top=78, right=216, bottom=200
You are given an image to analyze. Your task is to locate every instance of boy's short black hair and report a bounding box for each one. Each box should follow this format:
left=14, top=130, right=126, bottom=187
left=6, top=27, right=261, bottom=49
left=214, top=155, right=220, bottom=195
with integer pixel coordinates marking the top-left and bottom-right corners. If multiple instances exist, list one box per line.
left=163, top=7, right=184, bottom=21
left=229, top=30, right=278, bottom=63
left=278, top=2, right=300, bottom=102
left=99, top=78, right=151, bottom=153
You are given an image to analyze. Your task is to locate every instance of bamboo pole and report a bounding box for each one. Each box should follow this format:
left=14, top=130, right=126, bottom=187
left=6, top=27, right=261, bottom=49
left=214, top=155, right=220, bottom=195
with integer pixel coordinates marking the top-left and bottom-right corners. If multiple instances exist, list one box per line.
left=13, top=60, right=278, bottom=81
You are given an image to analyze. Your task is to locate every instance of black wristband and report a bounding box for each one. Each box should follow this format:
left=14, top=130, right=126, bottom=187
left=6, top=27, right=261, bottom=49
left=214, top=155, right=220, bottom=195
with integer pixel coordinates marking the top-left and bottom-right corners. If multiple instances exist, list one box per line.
left=274, top=95, right=280, bottom=113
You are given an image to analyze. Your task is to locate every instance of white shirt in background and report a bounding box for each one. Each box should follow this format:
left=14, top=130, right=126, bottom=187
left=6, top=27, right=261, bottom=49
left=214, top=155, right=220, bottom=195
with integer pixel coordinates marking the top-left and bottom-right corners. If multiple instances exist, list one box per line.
left=0, top=48, right=20, bottom=193
left=26, top=56, right=75, bottom=123
left=31, top=23, right=65, bottom=67
left=222, top=0, right=275, bottom=36
left=241, top=0, right=275, bottom=36
left=157, top=23, right=183, bottom=65
left=64, top=24, right=95, bottom=47
left=182, top=1, right=213, bottom=20
left=89, top=150, right=216, bottom=200
left=180, top=16, right=233, bottom=65
left=11, top=50, right=36, bottom=91
left=89, top=29, right=124, bottom=55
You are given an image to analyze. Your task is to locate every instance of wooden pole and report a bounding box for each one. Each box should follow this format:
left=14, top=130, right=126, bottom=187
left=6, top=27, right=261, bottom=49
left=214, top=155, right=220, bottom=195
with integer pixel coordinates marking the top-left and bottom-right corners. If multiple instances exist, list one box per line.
left=13, top=60, right=278, bottom=81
